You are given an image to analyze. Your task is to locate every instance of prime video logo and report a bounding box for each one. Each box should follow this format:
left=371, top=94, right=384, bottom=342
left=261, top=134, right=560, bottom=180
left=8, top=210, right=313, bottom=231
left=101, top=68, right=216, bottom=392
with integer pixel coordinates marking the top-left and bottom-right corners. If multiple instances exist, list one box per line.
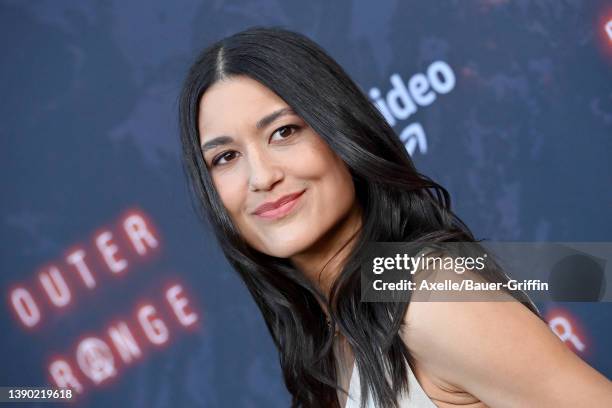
left=368, top=60, right=456, bottom=156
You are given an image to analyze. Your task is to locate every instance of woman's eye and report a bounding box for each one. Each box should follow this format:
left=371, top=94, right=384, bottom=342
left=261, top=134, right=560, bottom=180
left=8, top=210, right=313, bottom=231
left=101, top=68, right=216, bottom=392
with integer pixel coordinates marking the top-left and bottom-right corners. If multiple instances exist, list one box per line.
left=210, top=125, right=299, bottom=168
left=270, top=125, right=299, bottom=142
left=211, top=151, right=237, bottom=167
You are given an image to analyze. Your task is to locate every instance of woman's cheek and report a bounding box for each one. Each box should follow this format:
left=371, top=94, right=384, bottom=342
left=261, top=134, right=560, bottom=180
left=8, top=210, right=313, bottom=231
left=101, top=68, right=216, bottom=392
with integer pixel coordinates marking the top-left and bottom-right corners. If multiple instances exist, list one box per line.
left=215, top=175, right=245, bottom=216
left=290, top=143, right=329, bottom=177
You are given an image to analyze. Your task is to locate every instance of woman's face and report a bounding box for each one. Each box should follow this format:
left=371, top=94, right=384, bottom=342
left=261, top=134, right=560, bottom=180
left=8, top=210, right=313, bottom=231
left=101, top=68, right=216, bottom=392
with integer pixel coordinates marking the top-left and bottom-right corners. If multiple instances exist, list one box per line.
left=197, top=75, right=358, bottom=259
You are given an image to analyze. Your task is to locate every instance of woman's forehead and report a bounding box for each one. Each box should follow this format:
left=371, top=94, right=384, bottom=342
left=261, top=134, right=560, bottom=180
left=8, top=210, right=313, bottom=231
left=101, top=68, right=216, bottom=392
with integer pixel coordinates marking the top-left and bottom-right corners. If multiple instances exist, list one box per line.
left=198, top=76, right=291, bottom=141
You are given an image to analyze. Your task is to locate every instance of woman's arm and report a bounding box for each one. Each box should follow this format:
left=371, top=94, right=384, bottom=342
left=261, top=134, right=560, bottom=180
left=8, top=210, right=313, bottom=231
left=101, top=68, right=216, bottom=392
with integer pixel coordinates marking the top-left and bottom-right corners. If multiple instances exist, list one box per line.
left=401, top=294, right=612, bottom=407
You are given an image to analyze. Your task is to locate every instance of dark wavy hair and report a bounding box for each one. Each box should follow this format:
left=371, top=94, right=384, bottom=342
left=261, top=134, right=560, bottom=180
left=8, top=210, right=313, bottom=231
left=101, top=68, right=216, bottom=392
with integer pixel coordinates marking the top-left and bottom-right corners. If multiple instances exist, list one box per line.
left=178, top=25, right=543, bottom=408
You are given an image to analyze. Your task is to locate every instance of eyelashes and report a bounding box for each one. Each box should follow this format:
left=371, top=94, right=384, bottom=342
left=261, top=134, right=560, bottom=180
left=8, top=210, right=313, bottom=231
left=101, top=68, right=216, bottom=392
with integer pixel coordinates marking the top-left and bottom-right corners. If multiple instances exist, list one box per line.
left=209, top=124, right=301, bottom=168
left=211, top=151, right=237, bottom=167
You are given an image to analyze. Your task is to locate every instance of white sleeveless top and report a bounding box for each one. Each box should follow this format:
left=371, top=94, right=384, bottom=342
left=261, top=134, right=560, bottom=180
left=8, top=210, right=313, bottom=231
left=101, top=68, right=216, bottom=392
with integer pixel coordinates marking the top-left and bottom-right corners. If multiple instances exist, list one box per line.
left=344, top=246, right=440, bottom=407
left=344, top=361, right=437, bottom=408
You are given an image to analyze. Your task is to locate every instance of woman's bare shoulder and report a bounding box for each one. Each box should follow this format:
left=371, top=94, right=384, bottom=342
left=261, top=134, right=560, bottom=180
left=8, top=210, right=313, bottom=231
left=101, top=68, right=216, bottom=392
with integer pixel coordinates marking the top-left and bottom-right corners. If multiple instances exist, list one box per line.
left=399, top=276, right=612, bottom=406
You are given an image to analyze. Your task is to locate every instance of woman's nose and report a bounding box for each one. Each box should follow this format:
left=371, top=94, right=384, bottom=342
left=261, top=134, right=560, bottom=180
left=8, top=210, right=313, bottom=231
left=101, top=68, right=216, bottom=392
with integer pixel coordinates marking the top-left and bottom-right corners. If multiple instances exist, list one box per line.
left=247, top=147, right=283, bottom=192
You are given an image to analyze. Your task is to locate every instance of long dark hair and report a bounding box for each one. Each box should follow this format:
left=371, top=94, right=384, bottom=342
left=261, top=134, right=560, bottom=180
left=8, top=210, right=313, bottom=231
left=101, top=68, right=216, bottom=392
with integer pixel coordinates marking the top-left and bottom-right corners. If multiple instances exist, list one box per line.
left=178, top=25, right=543, bottom=408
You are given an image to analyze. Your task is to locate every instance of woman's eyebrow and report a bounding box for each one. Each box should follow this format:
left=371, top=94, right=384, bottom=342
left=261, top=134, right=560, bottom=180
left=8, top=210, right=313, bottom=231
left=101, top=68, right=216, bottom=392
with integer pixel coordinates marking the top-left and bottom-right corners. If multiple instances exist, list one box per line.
left=201, top=135, right=233, bottom=153
left=255, top=106, right=295, bottom=130
left=200, top=107, right=296, bottom=152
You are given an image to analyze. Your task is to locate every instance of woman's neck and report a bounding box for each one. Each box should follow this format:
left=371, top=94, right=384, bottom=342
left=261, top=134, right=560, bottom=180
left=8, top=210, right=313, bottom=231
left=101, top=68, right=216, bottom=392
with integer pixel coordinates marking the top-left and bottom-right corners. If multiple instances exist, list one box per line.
left=290, top=202, right=363, bottom=301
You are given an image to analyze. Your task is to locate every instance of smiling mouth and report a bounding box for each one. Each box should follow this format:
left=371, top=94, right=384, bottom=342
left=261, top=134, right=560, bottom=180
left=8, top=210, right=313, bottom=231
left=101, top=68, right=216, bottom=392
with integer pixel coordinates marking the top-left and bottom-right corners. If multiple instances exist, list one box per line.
left=253, top=190, right=306, bottom=220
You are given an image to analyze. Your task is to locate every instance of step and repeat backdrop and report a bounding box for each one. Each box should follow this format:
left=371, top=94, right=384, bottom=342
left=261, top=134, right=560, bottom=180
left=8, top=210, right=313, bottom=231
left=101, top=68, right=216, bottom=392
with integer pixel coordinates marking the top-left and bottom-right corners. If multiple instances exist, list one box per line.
left=2, top=1, right=611, bottom=407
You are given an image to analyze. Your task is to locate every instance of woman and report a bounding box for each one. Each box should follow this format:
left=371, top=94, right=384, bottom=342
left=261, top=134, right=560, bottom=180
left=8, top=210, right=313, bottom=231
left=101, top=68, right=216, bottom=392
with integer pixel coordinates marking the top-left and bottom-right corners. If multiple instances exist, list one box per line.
left=178, top=26, right=612, bottom=407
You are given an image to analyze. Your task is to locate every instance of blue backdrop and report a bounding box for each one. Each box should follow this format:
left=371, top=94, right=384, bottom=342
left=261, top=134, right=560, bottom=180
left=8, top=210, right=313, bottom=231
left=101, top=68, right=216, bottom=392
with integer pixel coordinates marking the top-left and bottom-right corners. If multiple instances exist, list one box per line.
left=1, top=1, right=611, bottom=407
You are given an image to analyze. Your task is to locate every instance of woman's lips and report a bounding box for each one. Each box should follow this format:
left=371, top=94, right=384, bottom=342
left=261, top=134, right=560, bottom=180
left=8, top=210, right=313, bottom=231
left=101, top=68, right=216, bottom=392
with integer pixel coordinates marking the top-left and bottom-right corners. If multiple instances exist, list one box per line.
left=254, top=190, right=306, bottom=220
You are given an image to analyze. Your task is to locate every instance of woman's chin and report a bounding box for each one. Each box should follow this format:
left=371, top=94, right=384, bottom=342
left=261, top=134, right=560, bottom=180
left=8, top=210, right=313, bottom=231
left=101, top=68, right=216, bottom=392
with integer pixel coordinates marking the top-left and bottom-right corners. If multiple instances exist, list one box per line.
left=257, top=236, right=315, bottom=260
